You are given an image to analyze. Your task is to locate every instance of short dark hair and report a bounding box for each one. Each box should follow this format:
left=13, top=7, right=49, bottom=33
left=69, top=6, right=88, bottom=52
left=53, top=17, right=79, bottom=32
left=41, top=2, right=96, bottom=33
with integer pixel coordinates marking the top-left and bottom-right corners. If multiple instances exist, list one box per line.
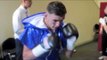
left=47, top=1, right=67, bottom=17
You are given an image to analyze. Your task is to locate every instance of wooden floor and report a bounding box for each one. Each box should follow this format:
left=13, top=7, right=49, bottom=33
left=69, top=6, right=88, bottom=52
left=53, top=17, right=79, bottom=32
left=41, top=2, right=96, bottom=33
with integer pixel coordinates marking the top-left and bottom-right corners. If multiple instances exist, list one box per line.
left=61, top=41, right=101, bottom=60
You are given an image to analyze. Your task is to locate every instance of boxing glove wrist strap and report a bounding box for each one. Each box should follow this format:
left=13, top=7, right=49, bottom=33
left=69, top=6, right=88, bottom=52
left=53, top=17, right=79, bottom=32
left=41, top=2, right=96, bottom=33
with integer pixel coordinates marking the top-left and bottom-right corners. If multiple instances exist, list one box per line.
left=67, top=36, right=76, bottom=51
left=32, top=44, right=48, bottom=57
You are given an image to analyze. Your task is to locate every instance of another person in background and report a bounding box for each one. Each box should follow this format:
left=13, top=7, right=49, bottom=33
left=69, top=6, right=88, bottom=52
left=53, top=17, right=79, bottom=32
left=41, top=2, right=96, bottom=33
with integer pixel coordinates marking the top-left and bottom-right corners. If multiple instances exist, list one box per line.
left=19, top=1, right=79, bottom=60
left=12, top=0, right=32, bottom=60
left=99, top=5, right=107, bottom=60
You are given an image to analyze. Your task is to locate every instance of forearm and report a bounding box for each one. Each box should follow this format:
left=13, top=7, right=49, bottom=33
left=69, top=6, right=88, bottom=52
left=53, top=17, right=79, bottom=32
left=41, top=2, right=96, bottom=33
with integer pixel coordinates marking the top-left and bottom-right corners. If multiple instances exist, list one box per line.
left=67, top=36, right=76, bottom=51
left=23, top=45, right=35, bottom=60
left=23, top=45, right=48, bottom=60
left=23, top=34, right=55, bottom=59
left=99, top=25, right=103, bottom=34
left=65, top=36, right=76, bottom=58
left=62, top=23, right=78, bottom=58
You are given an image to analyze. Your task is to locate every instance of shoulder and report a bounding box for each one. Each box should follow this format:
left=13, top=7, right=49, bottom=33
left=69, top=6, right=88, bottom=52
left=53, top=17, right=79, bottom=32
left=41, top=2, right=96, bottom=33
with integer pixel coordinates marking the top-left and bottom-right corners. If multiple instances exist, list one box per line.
left=99, top=18, right=104, bottom=21
left=99, top=18, right=105, bottom=23
left=22, top=12, right=47, bottom=29
left=13, top=5, right=26, bottom=15
left=13, top=7, right=22, bottom=17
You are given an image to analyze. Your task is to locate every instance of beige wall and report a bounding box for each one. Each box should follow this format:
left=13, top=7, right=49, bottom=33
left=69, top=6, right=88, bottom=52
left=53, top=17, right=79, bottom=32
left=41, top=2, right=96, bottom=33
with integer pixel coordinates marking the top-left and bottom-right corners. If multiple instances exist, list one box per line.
left=0, top=0, right=99, bottom=46
left=0, top=1, right=20, bottom=44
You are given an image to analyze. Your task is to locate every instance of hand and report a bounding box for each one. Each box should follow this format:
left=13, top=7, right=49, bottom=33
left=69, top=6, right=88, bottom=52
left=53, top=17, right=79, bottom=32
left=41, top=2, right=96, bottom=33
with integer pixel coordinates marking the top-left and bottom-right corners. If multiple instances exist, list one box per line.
left=41, top=33, right=55, bottom=49
left=32, top=33, right=56, bottom=57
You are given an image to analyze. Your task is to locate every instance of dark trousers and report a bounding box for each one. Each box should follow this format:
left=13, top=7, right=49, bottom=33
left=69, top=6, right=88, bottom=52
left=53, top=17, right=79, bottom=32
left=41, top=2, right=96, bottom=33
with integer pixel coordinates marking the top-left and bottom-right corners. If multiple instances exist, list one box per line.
left=15, top=39, right=23, bottom=60
left=102, top=29, right=107, bottom=56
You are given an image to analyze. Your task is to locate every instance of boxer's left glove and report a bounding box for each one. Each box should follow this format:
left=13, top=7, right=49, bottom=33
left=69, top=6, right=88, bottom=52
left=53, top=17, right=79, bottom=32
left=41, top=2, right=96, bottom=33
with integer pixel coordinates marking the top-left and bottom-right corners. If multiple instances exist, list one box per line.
left=62, top=23, right=79, bottom=50
left=32, top=33, right=59, bottom=57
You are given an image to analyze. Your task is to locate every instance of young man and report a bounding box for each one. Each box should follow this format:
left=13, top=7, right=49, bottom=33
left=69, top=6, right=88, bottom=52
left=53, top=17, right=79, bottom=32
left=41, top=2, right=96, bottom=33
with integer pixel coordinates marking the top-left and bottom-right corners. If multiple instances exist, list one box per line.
left=19, top=1, right=78, bottom=60
left=12, top=0, right=32, bottom=60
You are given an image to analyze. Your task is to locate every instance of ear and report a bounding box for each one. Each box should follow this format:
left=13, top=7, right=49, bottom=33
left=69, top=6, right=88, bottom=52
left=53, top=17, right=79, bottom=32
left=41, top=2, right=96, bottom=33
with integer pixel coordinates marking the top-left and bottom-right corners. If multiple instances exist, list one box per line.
left=62, top=16, right=65, bottom=19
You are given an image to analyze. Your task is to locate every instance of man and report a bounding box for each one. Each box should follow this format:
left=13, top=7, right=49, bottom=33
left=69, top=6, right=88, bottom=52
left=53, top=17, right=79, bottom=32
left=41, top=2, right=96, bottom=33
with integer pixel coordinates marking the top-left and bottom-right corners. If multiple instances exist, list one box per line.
left=12, top=0, right=32, bottom=60
left=19, top=1, right=79, bottom=60
left=99, top=5, right=107, bottom=60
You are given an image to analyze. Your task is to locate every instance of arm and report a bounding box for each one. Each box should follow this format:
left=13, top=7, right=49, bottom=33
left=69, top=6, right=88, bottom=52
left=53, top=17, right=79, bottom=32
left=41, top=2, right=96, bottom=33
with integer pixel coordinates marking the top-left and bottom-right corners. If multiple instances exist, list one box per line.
left=22, top=34, right=56, bottom=60
left=62, top=23, right=78, bottom=58
left=99, top=17, right=107, bottom=33
left=99, top=24, right=103, bottom=35
left=65, top=36, right=77, bottom=58
left=12, top=12, right=24, bottom=37
left=23, top=45, right=35, bottom=60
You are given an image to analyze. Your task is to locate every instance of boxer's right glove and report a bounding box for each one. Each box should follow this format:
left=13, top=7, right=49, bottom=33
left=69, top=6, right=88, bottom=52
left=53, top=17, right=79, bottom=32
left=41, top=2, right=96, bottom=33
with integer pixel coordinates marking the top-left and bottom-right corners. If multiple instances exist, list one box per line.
left=32, top=33, right=57, bottom=57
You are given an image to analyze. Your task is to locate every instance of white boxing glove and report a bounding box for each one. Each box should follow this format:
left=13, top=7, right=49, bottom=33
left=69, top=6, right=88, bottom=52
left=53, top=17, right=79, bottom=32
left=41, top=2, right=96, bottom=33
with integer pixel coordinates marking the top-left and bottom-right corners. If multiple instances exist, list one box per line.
left=32, top=34, right=55, bottom=57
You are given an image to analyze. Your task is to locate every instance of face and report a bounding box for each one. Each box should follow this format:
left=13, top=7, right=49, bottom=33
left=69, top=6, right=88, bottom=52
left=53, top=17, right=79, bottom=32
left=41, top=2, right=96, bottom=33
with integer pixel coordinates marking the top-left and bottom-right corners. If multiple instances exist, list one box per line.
left=24, top=0, right=32, bottom=8
left=104, top=6, right=107, bottom=14
left=44, top=12, right=64, bottom=32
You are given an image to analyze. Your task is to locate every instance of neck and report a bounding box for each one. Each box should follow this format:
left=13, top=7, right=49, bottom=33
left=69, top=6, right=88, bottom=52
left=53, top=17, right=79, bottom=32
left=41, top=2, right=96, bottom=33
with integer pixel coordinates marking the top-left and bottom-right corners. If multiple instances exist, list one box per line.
left=43, top=18, right=54, bottom=32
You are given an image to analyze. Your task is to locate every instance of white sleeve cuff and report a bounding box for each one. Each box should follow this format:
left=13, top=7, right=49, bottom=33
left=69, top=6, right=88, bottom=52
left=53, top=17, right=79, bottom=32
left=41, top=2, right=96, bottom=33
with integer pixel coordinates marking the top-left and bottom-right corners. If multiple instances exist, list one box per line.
left=32, top=44, right=48, bottom=57
left=67, top=36, right=76, bottom=50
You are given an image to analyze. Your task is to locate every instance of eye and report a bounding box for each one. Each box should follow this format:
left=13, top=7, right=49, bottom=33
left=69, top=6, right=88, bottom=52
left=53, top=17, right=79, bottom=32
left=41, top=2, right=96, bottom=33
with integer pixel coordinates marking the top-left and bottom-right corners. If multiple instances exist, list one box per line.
left=54, top=20, right=57, bottom=22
